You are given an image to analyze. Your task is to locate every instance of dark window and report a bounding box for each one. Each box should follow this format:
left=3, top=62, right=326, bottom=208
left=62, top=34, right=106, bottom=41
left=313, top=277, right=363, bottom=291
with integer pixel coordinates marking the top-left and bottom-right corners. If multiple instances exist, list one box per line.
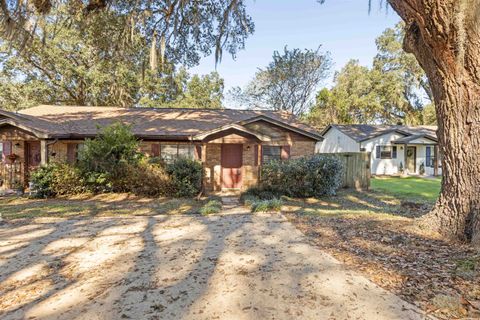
left=426, top=146, right=436, bottom=168
left=262, top=146, right=282, bottom=163
left=377, top=145, right=394, bottom=159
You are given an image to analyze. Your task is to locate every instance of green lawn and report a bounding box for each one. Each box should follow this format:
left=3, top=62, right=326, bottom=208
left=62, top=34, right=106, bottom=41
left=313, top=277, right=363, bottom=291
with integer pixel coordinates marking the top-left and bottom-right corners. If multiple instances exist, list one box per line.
left=371, top=176, right=441, bottom=203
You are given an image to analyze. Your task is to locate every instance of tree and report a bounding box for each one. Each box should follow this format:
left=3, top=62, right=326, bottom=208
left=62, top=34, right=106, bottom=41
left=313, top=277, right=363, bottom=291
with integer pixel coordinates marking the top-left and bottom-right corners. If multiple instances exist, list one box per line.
left=373, top=22, right=433, bottom=125
left=380, top=0, right=480, bottom=245
left=0, top=0, right=254, bottom=68
left=233, top=46, right=332, bottom=115
left=139, top=70, right=224, bottom=109
left=307, top=24, right=436, bottom=128
left=306, top=61, right=381, bottom=128
left=0, top=6, right=226, bottom=110
left=173, top=72, right=224, bottom=109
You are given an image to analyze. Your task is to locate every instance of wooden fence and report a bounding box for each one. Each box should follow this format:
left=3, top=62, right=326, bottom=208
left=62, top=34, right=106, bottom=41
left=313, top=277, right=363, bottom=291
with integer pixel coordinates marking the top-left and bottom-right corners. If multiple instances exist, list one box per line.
left=319, top=152, right=371, bottom=190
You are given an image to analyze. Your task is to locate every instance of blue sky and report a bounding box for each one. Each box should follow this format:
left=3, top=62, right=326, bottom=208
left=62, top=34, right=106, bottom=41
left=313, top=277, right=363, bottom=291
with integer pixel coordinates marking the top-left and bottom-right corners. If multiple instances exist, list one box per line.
left=190, top=0, right=400, bottom=102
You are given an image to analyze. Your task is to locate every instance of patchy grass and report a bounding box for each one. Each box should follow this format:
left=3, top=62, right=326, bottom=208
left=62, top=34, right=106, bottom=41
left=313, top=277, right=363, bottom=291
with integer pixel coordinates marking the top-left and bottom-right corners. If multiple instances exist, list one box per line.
left=0, top=193, right=210, bottom=220
left=371, top=176, right=441, bottom=203
left=284, top=190, right=480, bottom=320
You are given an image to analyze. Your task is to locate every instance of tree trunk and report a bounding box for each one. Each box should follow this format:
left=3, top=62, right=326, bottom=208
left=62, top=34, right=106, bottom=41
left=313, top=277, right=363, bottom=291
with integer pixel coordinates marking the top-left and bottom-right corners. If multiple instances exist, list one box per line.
left=388, top=0, right=480, bottom=245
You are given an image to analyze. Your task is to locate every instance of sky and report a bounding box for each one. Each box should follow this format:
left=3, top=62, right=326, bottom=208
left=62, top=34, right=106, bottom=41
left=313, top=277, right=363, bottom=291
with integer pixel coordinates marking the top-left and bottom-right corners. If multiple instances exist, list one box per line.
left=189, top=0, right=400, bottom=105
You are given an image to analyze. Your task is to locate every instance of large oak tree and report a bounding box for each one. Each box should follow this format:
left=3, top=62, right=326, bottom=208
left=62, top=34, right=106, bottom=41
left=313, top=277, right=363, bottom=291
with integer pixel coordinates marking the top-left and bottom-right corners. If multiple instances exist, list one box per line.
left=384, top=1, right=480, bottom=245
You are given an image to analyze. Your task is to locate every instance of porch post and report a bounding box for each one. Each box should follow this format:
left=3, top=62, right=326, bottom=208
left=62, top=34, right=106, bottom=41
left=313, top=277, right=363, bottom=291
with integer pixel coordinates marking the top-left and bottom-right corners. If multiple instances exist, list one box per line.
left=403, top=143, right=408, bottom=175
left=434, top=145, right=439, bottom=176
left=40, top=140, right=48, bottom=165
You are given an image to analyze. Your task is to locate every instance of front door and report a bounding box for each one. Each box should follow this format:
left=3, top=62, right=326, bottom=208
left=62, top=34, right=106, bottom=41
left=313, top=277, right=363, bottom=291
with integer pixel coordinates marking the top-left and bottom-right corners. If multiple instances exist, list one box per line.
left=221, top=144, right=243, bottom=189
left=26, top=141, right=41, bottom=170
left=406, top=146, right=416, bottom=173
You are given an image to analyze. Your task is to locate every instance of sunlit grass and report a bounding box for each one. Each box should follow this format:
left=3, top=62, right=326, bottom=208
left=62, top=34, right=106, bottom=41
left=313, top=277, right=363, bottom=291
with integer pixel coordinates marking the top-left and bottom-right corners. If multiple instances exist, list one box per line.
left=0, top=194, right=206, bottom=220
left=371, top=176, right=441, bottom=203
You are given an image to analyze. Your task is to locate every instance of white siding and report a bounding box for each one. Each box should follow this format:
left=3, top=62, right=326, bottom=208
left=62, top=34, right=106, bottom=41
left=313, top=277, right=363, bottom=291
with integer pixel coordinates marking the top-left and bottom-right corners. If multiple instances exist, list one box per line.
left=361, top=132, right=405, bottom=175
left=316, top=128, right=359, bottom=153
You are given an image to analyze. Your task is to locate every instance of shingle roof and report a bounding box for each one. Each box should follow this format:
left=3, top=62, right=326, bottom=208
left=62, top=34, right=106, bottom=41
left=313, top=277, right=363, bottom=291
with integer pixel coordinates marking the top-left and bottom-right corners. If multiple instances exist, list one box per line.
left=326, top=124, right=438, bottom=142
left=7, top=105, right=320, bottom=140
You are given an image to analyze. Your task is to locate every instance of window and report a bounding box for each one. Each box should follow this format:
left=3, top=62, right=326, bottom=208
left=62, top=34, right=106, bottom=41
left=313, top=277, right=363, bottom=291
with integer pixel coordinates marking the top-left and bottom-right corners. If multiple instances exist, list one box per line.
left=426, top=146, right=436, bottom=168
left=262, top=146, right=282, bottom=163
left=160, top=144, right=194, bottom=163
left=376, top=145, right=397, bottom=159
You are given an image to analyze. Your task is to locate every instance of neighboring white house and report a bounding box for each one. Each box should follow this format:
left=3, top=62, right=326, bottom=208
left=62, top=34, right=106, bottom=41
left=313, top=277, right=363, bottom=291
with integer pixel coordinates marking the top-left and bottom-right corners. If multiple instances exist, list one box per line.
left=317, top=124, right=442, bottom=176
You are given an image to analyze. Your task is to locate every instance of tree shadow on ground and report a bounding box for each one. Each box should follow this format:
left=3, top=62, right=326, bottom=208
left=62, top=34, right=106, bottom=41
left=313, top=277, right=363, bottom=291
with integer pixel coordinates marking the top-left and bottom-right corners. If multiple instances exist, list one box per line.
left=284, top=190, right=480, bottom=319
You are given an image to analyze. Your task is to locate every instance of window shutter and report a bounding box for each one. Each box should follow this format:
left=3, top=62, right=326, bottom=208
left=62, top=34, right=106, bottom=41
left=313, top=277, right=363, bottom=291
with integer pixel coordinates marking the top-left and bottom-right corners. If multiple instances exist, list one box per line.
left=67, top=144, right=77, bottom=164
left=194, top=145, right=202, bottom=161
left=151, top=144, right=160, bottom=157
left=392, top=146, right=397, bottom=159
left=281, top=145, right=290, bottom=160
left=254, top=145, right=259, bottom=166
left=259, top=145, right=263, bottom=164
left=375, top=146, right=381, bottom=159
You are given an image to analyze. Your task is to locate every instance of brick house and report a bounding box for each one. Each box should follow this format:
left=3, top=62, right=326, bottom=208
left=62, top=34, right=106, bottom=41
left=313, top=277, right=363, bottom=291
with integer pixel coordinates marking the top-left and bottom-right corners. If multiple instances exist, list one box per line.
left=0, top=106, right=322, bottom=192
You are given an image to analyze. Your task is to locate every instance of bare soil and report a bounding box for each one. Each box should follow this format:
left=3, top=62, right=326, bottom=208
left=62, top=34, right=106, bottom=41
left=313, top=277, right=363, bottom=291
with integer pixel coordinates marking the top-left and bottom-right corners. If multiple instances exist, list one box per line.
left=1, top=212, right=426, bottom=320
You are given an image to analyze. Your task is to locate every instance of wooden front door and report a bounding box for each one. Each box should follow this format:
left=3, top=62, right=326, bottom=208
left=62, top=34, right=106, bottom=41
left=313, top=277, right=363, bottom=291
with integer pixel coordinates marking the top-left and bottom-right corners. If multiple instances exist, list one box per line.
left=26, top=141, right=41, bottom=170
left=221, top=144, right=243, bottom=189
left=406, top=146, right=416, bottom=173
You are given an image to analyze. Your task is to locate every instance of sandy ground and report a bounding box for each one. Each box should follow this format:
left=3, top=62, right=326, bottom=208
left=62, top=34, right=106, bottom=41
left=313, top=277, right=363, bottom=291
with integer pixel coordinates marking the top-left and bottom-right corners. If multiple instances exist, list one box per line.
left=0, top=211, right=431, bottom=320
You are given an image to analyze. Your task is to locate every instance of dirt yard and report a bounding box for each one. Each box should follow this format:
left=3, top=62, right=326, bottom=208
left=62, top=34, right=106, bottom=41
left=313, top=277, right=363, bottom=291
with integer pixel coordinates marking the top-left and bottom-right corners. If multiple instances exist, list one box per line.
left=0, top=213, right=427, bottom=320
left=283, top=190, right=480, bottom=320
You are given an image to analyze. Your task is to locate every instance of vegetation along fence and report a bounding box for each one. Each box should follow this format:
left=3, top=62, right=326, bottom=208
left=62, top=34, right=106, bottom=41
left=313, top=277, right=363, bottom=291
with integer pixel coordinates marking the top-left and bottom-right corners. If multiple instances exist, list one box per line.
left=319, top=152, right=371, bottom=190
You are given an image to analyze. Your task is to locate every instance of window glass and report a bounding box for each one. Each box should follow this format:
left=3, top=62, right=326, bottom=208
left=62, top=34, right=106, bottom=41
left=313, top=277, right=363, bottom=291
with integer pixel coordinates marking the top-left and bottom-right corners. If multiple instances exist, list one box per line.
left=161, top=145, right=178, bottom=163
left=178, top=145, right=194, bottom=159
left=380, top=146, right=392, bottom=159
left=262, top=146, right=282, bottom=163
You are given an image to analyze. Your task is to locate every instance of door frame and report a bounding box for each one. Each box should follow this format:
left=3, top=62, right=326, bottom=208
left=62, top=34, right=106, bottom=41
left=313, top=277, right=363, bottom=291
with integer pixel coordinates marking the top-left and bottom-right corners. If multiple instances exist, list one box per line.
left=221, top=144, right=243, bottom=190
left=406, top=146, right=416, bottom=173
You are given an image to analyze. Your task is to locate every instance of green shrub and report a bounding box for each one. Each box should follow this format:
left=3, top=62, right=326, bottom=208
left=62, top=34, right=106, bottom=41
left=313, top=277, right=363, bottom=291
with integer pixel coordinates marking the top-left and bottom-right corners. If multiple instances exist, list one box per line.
left=259, top=154, right=344, bottom=198
left=78, top=122, right=142, bottom=191
left=250, top=198, right=283, bottom=213
left=114, top=160, right=175, bottom=197
left=240, top=185, right=282, bottom=202
left=166, top=157, right=203, bottom=197
left=199, top=200, right=222, bottom=215
left=30, top=163, right=87, bottom=198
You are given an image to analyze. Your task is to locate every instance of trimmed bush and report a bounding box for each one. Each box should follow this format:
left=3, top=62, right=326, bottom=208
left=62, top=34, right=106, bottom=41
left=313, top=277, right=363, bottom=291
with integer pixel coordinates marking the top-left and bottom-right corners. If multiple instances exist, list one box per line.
left=259, top=154, right=344, bottom=198
left=30, top=163, right=87, bottom=198
left=199, top=200, right=222, bottom=215
left=166, top=157, right=203, bottom=197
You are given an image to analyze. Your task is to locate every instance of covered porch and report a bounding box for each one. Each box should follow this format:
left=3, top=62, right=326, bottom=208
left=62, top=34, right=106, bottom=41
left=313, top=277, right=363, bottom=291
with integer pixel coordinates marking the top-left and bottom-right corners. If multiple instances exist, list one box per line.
left=392, top=134, right=442, bottom=176
left=193, top=124, right=275, bottom=192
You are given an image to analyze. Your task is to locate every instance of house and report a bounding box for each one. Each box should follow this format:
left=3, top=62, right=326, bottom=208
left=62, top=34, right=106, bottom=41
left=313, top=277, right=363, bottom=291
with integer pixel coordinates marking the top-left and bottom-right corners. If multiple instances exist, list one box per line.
left=0, top=105, right=322, bottom=191
left=317, top=124, right=442, bottom=176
